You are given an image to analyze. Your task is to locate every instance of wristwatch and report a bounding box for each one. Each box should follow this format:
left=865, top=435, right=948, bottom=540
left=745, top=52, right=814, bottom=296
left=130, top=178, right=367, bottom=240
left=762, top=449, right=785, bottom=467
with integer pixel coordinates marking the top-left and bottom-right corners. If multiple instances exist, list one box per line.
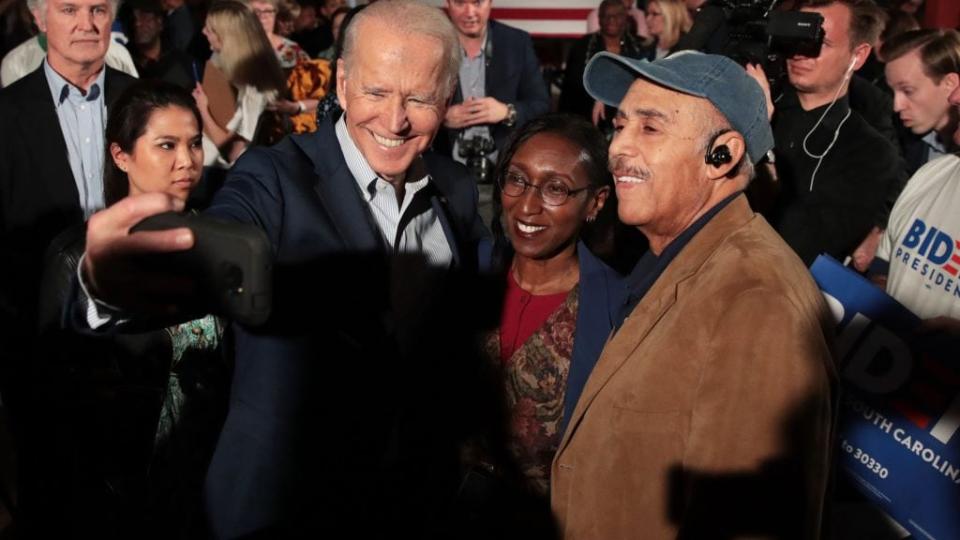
left=503, top=103, right=517, bottom=127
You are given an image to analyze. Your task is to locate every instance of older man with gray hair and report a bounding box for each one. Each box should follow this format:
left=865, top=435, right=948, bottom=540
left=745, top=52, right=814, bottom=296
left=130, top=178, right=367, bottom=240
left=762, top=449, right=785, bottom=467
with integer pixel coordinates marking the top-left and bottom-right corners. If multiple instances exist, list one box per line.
left=77, top=0, right=488, bottom=537
left=551, top=51, right=837, bottom=539
left=0, top=0, right=134, bottom=528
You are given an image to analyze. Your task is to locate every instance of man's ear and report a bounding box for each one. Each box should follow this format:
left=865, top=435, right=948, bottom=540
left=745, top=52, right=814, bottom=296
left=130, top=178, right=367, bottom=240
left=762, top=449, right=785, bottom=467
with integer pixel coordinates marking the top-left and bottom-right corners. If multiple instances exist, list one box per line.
left=335, top=58, right=347, bottom=113
left=705, top=132, right=746, bottom=180
left=852, top=43, right=871, bottom=72
left=31, top=8, right=46, bottom=33
left=589, top=185, right=611, bottom=220
left=940, top=72, right=960, bottom=93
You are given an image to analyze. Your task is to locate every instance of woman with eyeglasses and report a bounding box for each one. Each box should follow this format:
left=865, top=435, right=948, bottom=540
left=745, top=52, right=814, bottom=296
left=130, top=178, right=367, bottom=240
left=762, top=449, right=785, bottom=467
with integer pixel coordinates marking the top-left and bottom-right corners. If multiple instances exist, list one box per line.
left=472, top=114, right=625, bottom=502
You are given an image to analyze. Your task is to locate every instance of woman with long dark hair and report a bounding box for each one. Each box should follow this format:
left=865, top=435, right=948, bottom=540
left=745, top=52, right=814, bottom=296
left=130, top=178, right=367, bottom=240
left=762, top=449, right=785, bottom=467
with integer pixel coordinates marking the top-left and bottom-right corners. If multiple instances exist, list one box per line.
left=38, top=80, right=230, bottom=539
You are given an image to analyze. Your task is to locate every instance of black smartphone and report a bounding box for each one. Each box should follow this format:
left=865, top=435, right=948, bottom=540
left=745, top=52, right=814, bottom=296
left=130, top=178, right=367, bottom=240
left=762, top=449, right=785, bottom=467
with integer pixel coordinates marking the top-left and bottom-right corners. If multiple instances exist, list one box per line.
left=131, top=212, right=273, bottom=326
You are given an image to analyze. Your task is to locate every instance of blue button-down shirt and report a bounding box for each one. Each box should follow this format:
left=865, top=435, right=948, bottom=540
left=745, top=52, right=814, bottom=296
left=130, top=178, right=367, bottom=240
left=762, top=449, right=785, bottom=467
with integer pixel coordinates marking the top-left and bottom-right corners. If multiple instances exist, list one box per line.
left=452, top=29, right=497, bottom=166
left=43, top=60, right=107, bottom=217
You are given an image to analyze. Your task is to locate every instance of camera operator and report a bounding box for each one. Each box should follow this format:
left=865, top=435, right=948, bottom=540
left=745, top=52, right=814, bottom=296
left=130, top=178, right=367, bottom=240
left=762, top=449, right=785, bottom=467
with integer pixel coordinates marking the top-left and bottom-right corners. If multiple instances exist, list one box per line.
left=750, top=0, right=907, bottom=267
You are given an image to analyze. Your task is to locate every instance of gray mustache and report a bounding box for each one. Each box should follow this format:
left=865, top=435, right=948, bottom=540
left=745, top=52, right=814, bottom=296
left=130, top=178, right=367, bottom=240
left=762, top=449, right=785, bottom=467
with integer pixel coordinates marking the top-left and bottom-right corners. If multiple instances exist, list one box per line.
left=609, top=157, right=652, bottom=180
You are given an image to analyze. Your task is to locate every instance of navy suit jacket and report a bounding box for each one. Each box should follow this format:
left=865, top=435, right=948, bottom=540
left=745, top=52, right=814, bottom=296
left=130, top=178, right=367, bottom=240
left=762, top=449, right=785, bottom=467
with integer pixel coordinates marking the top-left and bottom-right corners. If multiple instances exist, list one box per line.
left=201, top=118, right=487, bottom=538
left=434, top=20, right=550, bottom=157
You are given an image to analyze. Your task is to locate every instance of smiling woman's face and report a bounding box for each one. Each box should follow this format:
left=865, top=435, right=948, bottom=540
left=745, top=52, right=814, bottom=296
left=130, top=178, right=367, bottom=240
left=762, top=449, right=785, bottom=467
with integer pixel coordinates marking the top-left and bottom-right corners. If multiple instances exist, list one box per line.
left=111, top=105, right=203, bottom=201
left=501, top=132, right=606, bottom=261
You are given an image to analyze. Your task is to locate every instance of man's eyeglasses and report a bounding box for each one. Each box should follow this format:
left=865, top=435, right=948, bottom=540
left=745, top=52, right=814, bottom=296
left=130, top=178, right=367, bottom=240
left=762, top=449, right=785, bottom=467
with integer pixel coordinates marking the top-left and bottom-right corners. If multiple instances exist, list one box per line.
left=253, top=7, right=277, bottom=16
left=499, top=172, right=592, bottom=206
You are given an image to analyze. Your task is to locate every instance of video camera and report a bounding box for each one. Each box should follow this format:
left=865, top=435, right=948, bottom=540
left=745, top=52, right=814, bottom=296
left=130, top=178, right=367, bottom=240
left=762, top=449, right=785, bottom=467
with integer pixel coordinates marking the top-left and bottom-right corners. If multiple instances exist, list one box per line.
left=684, top=0, right=824, bottom=92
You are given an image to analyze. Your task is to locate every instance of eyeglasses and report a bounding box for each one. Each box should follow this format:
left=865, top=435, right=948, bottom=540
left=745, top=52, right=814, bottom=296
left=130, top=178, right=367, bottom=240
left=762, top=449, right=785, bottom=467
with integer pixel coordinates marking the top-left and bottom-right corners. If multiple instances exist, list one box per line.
left=253, top=7, right=277, bottom=15
left=499, top=172, right=591, bottom=206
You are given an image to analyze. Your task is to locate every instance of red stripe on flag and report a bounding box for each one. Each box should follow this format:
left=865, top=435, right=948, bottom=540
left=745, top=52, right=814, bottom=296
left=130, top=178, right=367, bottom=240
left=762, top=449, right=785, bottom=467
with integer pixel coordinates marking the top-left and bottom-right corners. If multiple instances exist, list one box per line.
left=492, top=8, right=593, bottom=19
left=944, top=265, right=958, bottom=276
left=951, top=253, right=960, bottom=264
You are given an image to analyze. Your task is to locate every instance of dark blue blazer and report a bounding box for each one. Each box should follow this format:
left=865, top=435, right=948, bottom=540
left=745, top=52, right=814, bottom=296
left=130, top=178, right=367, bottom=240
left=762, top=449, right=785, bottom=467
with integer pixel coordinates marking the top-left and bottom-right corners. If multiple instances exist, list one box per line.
left=435, top=20, right=550, bottom=156
left=478, top=240, right=624, bottom=431
left=202, top=118, right=487, bottom=538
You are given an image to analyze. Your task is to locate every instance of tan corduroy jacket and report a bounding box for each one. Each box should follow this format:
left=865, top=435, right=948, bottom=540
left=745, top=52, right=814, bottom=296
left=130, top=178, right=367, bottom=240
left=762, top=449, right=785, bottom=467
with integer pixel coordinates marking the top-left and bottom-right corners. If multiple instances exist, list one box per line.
left=551, top=195, right=838, bottom=539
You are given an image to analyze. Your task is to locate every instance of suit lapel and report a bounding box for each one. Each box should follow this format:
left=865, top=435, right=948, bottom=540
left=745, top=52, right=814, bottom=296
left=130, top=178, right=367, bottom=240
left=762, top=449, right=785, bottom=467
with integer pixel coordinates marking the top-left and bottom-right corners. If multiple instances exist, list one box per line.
left=483, top=22, right=497, bottom=98
left=104, top=67, right=133, bottom=108
left=431, top=196, right=461, bottom=268
left=557, top=195, right=757, bottom=452
left=19, top=67, right=79, bottom=216
left=295, top=122, right=383, bottom=253
left=558, top=281, right=678, bottom=451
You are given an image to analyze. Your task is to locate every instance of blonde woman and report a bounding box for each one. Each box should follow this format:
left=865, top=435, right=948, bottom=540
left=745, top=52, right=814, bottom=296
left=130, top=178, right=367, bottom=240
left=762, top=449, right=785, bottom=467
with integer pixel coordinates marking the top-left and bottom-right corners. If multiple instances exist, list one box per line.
left=643, top=0, right=692, bottom=59
left=193, top=0, right=285, bottom=167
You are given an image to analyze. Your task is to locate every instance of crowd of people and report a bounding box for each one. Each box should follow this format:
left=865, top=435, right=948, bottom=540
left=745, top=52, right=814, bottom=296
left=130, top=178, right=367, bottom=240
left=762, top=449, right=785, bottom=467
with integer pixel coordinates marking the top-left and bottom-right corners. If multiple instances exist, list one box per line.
left=0, top=0, right=957, bottom=537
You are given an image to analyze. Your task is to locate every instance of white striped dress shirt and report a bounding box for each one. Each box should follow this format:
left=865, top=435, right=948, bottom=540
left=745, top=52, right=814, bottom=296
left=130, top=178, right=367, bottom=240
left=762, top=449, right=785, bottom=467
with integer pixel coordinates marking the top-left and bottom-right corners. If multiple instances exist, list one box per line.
left=335, top=116, right=453, bottom=269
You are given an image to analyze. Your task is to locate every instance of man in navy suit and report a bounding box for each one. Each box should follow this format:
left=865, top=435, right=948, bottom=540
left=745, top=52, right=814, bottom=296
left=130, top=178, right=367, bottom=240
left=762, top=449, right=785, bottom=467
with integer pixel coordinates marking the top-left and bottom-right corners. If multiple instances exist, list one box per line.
left=437, top=0, right=550, bottom=165
left=80, top=1, right=489, bottom=536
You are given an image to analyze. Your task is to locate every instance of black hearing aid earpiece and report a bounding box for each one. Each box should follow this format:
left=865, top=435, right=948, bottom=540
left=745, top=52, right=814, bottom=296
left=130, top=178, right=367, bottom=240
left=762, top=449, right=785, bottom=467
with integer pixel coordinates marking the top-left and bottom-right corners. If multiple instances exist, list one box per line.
left=705, top=145, right=732, bottom=167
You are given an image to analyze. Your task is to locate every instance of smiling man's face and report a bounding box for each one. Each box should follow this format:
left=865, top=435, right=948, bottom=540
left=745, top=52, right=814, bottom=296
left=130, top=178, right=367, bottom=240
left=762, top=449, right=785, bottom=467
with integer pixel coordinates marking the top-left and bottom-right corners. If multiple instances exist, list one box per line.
left=336, top=18, right=448, bottom=184
left=35, top=0, right=113, bottom=74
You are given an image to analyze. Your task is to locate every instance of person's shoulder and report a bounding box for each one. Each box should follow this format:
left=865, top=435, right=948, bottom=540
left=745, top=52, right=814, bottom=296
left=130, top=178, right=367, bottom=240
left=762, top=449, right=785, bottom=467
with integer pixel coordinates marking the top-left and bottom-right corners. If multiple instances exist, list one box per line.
left=711, top=214, right=820, bottom=296
left=105, top=66, right=137, bottom=85
left=901, top=153, right=960, bottom=197
left=490, top=19, right=533, bottom=44
left=578, top=242, right=626, bottom=288
left=0, top=63, right=45, bottom=102
left=104, top=66, right=137, bottom=99
left=422, top=150, right=472, bottom=191
left=1, top=35, right=41, bottom=69
left=842, top=109, right=899, bottom=158
left=236, top=123, right=341, bottom=179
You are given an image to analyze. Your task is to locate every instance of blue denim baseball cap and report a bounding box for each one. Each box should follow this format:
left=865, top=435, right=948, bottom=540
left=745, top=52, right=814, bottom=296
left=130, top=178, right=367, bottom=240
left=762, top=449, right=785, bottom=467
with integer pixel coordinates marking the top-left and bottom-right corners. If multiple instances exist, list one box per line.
left=583, top=51, right=774, bottom=163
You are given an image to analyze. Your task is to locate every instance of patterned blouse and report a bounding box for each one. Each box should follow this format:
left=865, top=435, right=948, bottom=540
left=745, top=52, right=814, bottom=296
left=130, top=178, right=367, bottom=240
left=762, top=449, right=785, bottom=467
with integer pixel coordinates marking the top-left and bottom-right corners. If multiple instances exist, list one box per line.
left=275, top=37, right=310, bottom=70
left=484, top=285, right=579, bottom=495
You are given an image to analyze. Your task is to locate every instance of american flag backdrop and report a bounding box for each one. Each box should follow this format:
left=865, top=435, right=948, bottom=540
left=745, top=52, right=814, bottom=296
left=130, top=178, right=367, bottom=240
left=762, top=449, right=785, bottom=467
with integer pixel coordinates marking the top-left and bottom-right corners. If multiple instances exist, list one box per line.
left=427, top=0, right=598, bottom=38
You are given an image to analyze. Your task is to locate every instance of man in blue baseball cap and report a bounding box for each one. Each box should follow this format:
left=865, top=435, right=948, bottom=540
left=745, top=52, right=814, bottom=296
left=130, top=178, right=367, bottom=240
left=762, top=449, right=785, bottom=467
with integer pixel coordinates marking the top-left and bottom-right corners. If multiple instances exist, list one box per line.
left=550, top=51, right=837, bottom=539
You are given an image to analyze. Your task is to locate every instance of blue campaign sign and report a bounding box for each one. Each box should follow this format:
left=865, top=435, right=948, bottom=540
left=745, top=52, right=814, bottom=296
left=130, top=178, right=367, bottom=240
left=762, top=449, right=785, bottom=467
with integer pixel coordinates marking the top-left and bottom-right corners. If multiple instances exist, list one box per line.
left=811, top=255, right=960, bottom=540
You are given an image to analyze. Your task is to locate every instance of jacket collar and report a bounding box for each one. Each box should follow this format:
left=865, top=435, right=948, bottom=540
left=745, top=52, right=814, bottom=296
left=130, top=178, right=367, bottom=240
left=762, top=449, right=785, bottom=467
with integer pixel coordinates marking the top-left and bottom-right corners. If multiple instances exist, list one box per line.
left=290, top=118, right=465, bottom=262
left=557, top=194, right=757, bottom=450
